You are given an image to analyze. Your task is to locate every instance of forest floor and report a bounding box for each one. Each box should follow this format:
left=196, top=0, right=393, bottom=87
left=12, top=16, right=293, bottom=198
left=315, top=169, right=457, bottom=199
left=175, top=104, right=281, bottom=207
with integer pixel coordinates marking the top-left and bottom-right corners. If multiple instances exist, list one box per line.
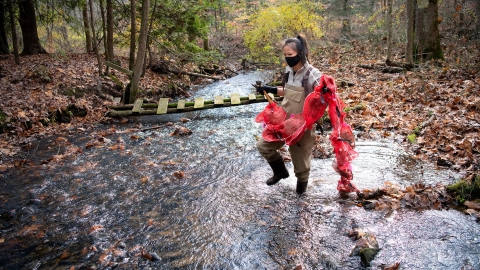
left=0, top=39, right=479, bottom=181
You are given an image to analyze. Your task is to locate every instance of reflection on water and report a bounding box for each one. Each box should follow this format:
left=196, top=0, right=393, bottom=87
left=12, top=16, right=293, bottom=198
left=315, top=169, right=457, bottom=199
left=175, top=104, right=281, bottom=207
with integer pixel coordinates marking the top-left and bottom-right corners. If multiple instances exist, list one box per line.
left=0, top=70, right=478, bottom=269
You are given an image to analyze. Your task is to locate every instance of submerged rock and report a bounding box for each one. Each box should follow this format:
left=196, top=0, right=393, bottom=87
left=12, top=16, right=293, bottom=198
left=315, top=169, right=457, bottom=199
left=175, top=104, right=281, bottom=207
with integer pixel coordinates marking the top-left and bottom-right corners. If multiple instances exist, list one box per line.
left=348, top=221, right=380, bottom=267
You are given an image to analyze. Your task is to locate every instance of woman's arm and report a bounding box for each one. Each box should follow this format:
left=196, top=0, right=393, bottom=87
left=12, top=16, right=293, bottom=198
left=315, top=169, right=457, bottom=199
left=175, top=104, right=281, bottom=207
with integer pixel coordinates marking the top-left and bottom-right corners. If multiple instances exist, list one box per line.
left=276, top=87, right=285, bottom=96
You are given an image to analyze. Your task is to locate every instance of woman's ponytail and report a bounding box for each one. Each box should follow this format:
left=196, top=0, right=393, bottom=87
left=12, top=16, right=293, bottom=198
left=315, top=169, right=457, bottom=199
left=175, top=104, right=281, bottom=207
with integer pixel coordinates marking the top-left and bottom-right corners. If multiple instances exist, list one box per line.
left=297, top=35, right=309, bottom=64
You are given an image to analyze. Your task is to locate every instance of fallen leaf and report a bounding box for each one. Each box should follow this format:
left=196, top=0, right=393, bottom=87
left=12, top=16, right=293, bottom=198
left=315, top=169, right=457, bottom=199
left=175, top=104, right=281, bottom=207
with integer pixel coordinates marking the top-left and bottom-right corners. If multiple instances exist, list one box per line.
left=464, top=201, right=480, bottom=210
left=89, top=225, right=104, bottom=234
left=173, top=171, right=185, bottom=178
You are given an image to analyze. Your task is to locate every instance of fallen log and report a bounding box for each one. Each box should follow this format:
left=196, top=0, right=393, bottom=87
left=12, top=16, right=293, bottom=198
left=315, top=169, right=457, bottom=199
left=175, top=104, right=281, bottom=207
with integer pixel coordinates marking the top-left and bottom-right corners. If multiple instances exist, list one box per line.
left=358, top=64, right=375, bottom=69
left=170, top=70, right=222, bottom=80
left=357, top=63, right=404, bottom=73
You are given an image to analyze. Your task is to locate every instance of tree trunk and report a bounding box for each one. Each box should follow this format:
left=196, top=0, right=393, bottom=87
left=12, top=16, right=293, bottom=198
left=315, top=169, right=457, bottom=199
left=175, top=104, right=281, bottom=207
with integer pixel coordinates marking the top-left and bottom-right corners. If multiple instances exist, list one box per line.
left=203, top=38, right=209, bottom=51
left=59, top=26, right=71, bottom=51
left=17, top=0, right=47, bottom=55
left=99, top=0, right=108, bottom=59
left=406, top=0, right=414, bottom=64
left=457, top=0, right=465, bottom=37
left=106, top=0, right=114, bottom=61
left=142, top=0, right=157, bottom=77
left=129, top=0, right=136, bottom=71
left=386, top=0, right=393, bottom=62
left=0, top=2, right=9, bottom=54
left=414, top=0, right=443, bottom=60
left=476, top=0, right=480, bottom=39
left=214, top=8, right=218, bottom=31
left=129, top=0, right=150, bottom=104
left=342, top=0, right=351, bottom=36
left=8, top=1, right=19, bottom=64
left=89, top=0, right=102, bottom=75
left=82, top=3, right=92, bottom=53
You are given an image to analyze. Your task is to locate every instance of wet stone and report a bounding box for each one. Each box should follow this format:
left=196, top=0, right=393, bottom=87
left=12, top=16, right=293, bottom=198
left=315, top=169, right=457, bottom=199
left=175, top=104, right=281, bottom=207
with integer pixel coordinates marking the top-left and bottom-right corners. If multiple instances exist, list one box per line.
left=360, top=248, right=380, bottom=267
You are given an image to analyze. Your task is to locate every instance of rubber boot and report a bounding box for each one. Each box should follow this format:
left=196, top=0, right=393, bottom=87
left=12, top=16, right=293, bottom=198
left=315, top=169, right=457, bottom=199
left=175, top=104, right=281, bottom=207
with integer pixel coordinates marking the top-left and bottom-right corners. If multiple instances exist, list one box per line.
left=296, top=179, right=308, bottom=194
left=266, top=158, right=289, bottom=185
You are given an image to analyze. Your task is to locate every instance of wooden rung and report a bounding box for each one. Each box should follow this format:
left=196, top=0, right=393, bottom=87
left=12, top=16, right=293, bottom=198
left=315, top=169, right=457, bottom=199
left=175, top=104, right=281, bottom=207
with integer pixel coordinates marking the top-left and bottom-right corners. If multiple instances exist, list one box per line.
left=194, top=97, right=205, bottom=108
left=157, top=98, right=169, bottom=114
left=177, top=100, right=185, bottom=110
left=248, top=94, right=256, bottom=101
left=230, top=93, right=240, bottom=105
left=132, top=99, right=143, bottom=113
left=214, top=96, right=224, bottom=105
left=113, top=97, right=121, bottom=104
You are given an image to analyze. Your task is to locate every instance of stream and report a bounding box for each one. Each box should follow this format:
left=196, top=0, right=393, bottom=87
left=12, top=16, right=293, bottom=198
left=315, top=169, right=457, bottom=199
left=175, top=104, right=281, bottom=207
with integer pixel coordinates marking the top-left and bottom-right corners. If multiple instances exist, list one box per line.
left=1, top=70, right=479, bottom=269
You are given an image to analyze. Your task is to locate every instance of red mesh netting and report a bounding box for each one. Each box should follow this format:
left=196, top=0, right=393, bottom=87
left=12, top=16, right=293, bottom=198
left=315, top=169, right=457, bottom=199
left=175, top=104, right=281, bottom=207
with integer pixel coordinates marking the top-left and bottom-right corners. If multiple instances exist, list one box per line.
left=256, top=74, right=359, bottom=193
left=332, top=159, right=353, bottom=180
left=319, top=74, right=359, bottom=193
left=303, top=90, right=327, bottom=129
left=261, top=125, right=283, bottom=142
left=337, top=176, right=359, bottom=194
left=330, top=137, right=358, bottom=166
left=255, top=102, right=287, bottom=125
left=275, top=114, right=307, bottom=146
left=304, top=74, right=359, bottom=193
left=259, top=114, right=306, bottom=145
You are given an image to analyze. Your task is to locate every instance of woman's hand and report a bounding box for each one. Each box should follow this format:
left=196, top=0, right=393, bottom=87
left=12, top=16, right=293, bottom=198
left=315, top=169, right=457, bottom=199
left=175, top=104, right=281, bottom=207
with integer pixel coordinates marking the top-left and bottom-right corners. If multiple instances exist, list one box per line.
left=255, top=85, right=278, bottom=95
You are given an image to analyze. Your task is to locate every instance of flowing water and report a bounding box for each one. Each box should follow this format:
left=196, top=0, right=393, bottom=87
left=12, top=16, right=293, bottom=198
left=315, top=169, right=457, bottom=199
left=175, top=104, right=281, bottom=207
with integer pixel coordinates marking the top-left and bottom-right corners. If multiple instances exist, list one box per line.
left=1, top=70, right=479, bottom=270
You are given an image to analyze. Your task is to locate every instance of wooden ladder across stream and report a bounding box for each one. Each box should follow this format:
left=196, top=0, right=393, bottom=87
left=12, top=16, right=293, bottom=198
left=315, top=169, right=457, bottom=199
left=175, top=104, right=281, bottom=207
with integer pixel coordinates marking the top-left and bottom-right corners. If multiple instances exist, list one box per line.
left=107, top=93, right=282, bottom=117
left=104, top=60, right=282, bottom=117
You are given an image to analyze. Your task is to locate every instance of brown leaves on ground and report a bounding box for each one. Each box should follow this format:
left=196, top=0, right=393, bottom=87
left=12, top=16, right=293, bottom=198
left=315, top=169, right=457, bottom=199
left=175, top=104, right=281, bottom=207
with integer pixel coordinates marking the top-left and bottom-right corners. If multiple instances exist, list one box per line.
left=0, top=54, right=191, bottom=159
left=313, top=52, right=480, bottom=173
left=380, top=262, right=401, bottom=270
left=170, top=125, right=192, bottom=136
left=173, top=171, right=185, bottom=178
left=140, top=248, right=160, bottom=261
left=19, top=224, right=45, bottom=238
left=464, top=201, right=480, bottom=220
left=358, top=182, right=455, bottom=211
left=307, top=39, right=479, bottom=175
left=0, top=54, right=116, bottom=145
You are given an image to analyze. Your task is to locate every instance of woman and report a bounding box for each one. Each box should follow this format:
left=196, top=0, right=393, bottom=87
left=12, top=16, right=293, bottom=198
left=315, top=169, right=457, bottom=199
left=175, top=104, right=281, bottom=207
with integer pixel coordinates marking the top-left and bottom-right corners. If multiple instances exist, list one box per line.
left=255, top=35, right=321, bottom=194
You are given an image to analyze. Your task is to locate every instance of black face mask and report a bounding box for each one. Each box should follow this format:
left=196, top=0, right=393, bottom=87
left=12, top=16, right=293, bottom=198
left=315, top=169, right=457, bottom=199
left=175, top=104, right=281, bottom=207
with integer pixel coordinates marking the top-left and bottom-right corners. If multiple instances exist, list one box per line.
left=285, top=55, right=301, bottom=67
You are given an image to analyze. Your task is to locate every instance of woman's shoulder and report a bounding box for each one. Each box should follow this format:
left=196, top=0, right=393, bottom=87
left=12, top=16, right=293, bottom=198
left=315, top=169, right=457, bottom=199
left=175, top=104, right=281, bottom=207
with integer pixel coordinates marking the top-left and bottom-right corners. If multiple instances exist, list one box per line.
left=307, top=64, right=322, bottom=76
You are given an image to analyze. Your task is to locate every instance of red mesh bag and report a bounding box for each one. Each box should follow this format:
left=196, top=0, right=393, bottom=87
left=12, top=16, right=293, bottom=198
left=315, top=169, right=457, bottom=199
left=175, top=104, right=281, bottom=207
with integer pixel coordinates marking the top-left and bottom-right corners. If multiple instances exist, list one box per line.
left=332, top=159, right=353, bottom=180
left=330, top=137, right=358, bottom=165
left=321, top=74, right=336, bottom=92
left=339, top=123, right=355, bottom=148
left=330, top=123, right=356, bottom=149
left=303, top=90, right=327, bottom=129
left=303, top=74, right=360, bottom=193
left=275, top=114, right=307, bottom=146
left=255, top=102, right=287, bottom=125
left=261, top=124, right=283, bottom=142
left=328, top=97, right=342, bottom=130
left=337, top=177, right=359, bottom=193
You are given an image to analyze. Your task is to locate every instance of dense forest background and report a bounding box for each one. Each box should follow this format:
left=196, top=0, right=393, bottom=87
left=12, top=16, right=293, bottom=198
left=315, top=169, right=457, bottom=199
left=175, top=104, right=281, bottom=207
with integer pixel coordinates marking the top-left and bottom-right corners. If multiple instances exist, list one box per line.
left=1, top=0, right=479, bottom=68
left=0, top=0, right=479, bottom=177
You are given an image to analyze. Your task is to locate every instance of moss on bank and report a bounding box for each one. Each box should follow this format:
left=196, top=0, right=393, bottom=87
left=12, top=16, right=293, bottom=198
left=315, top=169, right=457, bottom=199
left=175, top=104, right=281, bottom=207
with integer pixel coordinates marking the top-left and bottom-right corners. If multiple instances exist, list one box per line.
left=447, top=174, right=480, bottom=203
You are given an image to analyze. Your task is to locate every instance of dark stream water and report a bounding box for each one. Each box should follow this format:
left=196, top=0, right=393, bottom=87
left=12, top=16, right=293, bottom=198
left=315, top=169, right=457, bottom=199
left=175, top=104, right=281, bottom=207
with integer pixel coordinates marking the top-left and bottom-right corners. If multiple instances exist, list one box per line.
left=1, top=71, right=479, bottom=269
